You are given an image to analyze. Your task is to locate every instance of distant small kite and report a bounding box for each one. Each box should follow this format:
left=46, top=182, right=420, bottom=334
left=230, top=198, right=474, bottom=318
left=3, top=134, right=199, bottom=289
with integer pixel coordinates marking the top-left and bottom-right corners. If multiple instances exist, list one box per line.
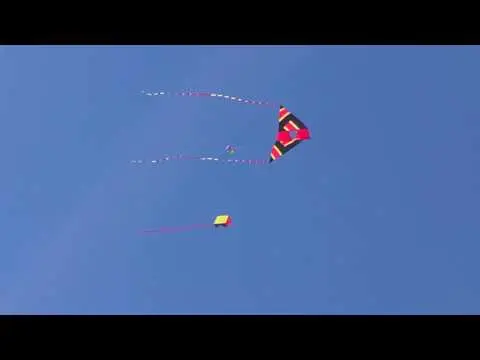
left=213, top=214, right=232, bottom=228
left=224, top=144, right=236, bottom=155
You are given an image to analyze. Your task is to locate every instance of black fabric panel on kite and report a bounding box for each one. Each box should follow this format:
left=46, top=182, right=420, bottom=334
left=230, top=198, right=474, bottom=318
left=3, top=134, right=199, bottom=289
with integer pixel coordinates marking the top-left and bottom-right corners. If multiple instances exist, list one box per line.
left=269, top=105, right=311, bottom=163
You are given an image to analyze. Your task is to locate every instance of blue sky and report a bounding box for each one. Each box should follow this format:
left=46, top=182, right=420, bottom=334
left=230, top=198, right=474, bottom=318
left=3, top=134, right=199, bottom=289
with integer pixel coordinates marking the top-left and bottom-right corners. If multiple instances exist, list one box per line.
left=0, top=45, right=478, bottom=314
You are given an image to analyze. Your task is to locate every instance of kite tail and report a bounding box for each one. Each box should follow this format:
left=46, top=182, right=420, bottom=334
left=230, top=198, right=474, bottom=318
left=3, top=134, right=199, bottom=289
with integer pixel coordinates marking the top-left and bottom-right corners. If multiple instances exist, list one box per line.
left=141, top=89, right=278, bottom=108
left=131, top=155, right=269, bottom=166
left=142, top=223, right=213, bottom=234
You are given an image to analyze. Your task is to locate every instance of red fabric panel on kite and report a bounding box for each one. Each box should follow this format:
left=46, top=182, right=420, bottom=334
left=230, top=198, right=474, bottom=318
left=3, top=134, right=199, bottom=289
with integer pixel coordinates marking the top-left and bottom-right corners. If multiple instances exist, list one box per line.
left=277, top=131, right=291, bottom=143
left=296, top=128, right=310, bottom=140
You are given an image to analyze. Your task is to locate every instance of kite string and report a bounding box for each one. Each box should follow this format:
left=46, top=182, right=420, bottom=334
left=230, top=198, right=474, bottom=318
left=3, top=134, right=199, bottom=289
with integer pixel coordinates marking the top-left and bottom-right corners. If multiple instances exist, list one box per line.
left=141, top=89, right=278, bottom=108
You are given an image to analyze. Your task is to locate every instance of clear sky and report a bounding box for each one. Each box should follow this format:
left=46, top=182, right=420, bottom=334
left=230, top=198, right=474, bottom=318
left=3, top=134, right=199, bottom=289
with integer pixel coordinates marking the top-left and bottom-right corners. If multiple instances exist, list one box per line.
left=0, top=45, right=478, bottom=314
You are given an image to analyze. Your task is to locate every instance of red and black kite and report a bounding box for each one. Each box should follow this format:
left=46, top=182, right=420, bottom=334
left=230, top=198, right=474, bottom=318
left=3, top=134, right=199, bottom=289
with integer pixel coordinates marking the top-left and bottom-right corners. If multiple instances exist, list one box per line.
left=269, top=105, right=311, bottom=163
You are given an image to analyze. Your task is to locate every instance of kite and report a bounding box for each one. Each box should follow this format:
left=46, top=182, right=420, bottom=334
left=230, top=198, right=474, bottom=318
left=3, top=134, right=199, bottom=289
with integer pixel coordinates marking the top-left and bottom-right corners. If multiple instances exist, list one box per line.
left=141, top=89, right=311, bottom=163
left=224, top=145, right=236, bottom=155
left=142, top=214, right=232, bottom=234
left=213, top=214, right=232, bottom=227
left=269, top=105, right=311, bottom=163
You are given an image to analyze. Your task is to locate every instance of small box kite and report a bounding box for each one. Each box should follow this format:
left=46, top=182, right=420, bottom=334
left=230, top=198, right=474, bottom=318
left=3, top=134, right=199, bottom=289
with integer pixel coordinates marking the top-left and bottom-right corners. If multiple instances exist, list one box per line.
left=213, top=214, right=232, bottom=228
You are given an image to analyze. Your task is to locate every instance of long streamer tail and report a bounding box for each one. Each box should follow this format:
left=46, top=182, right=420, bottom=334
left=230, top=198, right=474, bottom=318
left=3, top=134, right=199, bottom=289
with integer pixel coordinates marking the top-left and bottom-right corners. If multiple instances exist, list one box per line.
left=130, top=154, right=269, bottom=166
left=142, top=223, right=213, bottom=234
left=141, top=89, right=278, bottom=108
